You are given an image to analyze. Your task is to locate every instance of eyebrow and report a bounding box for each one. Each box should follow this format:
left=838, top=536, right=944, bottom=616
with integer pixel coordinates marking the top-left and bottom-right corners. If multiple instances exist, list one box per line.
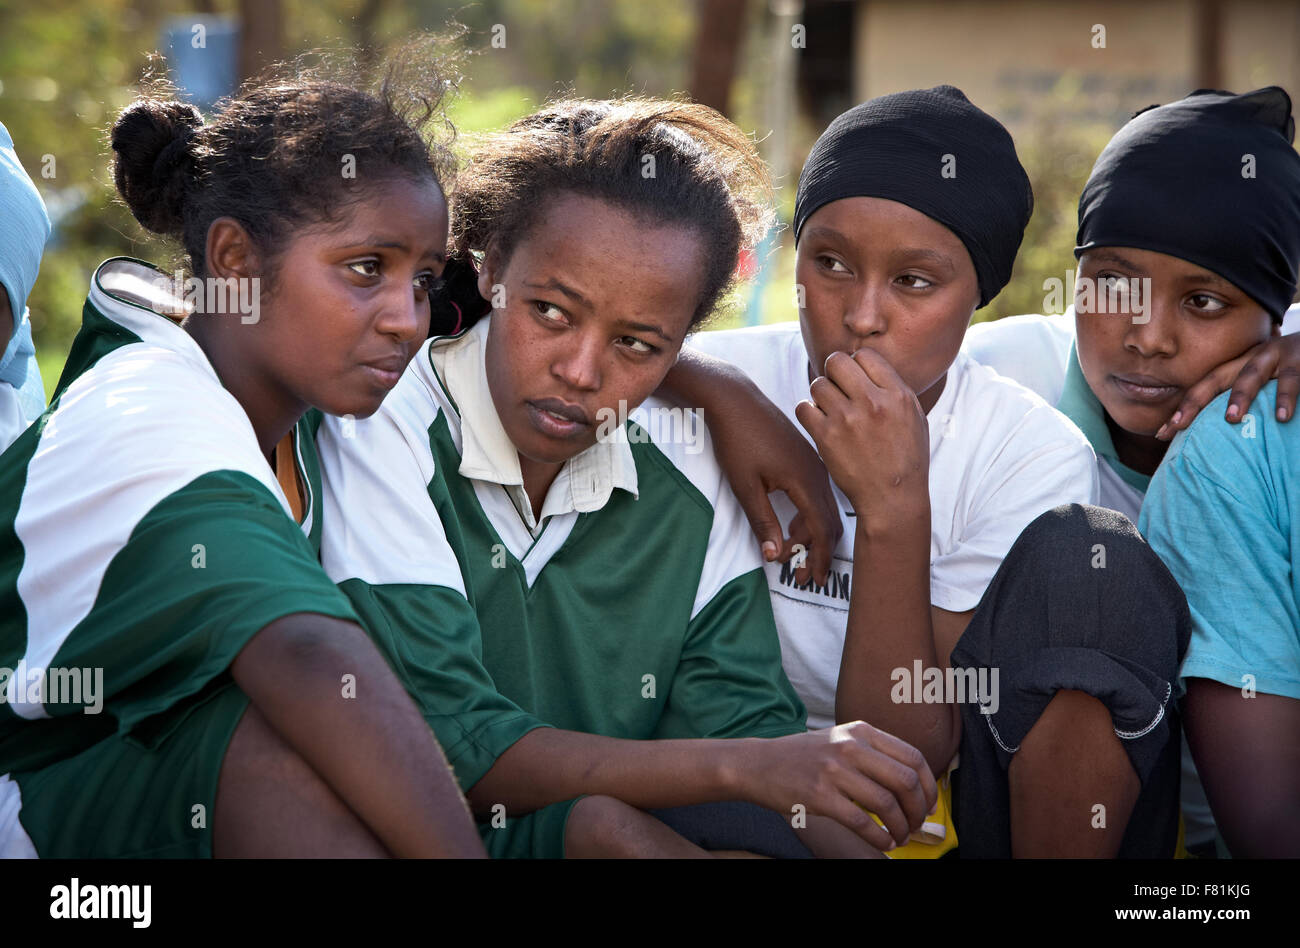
left=801, top=227, right=955, bottom=273
left=617, top=319, right=674, bottom=344
left=1086, top=251, right=1234, bottom=289
left=1085, top=250, right=1145, bottom=273
left=523, top=278, right=591, bottom=307
left=890, top=247, right=955, bottom=273
left=355, top=236, right=447, bottom=263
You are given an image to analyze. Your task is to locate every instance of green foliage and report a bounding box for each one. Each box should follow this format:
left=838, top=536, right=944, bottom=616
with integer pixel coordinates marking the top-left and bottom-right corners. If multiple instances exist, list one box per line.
left=979, top=79, right=1115, bottom=323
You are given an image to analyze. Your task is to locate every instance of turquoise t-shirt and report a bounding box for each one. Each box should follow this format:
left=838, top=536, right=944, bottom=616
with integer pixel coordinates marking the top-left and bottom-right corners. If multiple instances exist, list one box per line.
left=1139, top=382, right=1300, bottom=700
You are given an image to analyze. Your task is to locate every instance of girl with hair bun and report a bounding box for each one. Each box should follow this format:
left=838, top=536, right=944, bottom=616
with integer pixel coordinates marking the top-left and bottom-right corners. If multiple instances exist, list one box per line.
left=0, top=48, right=485, bottom=858
left=317, top=96, right=937, bottom=859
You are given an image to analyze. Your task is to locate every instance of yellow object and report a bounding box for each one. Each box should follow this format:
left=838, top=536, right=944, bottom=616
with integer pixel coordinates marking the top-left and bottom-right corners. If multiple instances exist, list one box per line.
left=867, top=763, right=959, bottom=859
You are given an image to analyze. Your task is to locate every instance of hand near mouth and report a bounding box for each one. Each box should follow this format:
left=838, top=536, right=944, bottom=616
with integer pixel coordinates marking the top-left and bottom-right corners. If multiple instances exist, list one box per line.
left=795, top=347, right=930, bottom=530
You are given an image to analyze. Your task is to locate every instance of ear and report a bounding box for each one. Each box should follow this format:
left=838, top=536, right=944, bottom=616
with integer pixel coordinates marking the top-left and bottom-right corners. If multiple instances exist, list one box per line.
left=205, top=217, right=262, bottom=281
left=476, top=245, right=501, bottom=303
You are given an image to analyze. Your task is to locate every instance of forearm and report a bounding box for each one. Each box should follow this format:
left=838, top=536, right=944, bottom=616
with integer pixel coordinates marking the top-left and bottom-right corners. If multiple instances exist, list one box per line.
left=233, top=614, right=486, bottom=858
left=836, top=508, right=959, bottom=775
left=466, top=727, right=754, bottom=816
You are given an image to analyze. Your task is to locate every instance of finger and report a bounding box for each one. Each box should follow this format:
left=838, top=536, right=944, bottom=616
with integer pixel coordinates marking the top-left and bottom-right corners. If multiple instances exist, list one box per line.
left=833, top=748, right=928, bottom=846
left=823, top=350, right=879, bottom=403
left=860, top=723, right=941, bottom=814
left=849, top=346, right=908, bottom=391
left=781, top=515, right=812, bottom=586
left=813, top=788, right=901, bottom=852
left=1157, top=357, right=1245, bottom=440
left=1276, top=365, right=1300, bottom=423
left=733, top=479, right=784, bottom=564
left=1225, top=347, right=1279, bottom=424
left=794, top=399, right=827, bottom=442
left=808, top=372, right=852, bottom=417
left=784, top=481, right=840, bottom=586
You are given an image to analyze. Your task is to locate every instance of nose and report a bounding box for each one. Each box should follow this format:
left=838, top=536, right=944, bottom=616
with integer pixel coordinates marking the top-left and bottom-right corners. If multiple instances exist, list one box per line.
left=551, top=326, right=602, bottom=392
left=376, top=279, right=427, bottom=344
left=844, top=279, right=887, bottom=339
left=1122, top=292, right=1178, bottom=360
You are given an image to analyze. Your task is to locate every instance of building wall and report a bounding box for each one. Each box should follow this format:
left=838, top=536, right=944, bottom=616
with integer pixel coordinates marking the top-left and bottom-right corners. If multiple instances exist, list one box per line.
left=850, top=0, right=1300, bottom=128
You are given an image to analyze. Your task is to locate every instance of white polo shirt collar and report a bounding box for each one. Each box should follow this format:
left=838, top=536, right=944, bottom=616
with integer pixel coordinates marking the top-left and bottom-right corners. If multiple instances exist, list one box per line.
left=428, top=316, right=639, bottom=536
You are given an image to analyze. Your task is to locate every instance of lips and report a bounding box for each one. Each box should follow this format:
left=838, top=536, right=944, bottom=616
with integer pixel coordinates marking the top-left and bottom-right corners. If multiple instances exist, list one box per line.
left=525, top=397, right=592, bottom=442
left=360, top=353, right=409, bottom=388
left=529, top=397, right=591, bottom=426
left=1111, top=373, right=1181, bottom=403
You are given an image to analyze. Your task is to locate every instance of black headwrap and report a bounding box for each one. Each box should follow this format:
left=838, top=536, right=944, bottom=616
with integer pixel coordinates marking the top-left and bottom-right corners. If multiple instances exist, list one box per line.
left=793, top=85, right=1033, bottom=308
left=1076, top=86, right=1300, bottom=322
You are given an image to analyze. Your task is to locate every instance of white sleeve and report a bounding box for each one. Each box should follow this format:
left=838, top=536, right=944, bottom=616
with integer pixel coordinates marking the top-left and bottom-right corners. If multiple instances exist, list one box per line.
left=930, top=406, right=1099, bottom=613
left=963, top=314, right=1075, bottom=405
left=317, top=393, right=466, bottom=595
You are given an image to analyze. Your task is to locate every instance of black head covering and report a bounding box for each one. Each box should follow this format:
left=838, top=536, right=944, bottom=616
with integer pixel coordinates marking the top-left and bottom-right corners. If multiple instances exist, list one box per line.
left=1076, top=86, right=1300, bottom=322
left=793, top=85, right=1033, bottom=308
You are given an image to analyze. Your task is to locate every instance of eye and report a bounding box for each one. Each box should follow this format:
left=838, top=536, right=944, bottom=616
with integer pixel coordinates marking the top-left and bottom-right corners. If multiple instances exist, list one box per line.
left=817, top=255, right=850, bottom=274
left=1097, top=273, right=1131, bottom=294
left=348, top=259, right=380, bottom=278
left=896, top=273, right=933, bottom=289
left=414, top=271, right=442, bottom=295
left=533, top=300, right=568, bottom=324
left=1187, top=293, right=1226, bottom=313
left=619, top=336, right=657, bottom=355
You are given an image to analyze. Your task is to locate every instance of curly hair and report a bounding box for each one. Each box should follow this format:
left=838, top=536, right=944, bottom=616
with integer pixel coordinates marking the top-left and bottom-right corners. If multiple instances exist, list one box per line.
left=450, top=96, right=774, bottom=328
left=109, top=36, right=460, bottom=287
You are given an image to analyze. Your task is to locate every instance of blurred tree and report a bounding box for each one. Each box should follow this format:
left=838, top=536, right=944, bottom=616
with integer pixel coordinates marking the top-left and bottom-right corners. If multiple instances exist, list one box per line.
left=689, top=0, right=748, bottom=115
left=237, top=0, right=285, bottom=81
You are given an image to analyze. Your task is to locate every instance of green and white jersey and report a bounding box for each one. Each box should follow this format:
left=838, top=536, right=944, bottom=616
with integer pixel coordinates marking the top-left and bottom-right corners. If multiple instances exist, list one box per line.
left=317, top=315, right=807, bottom=792
left=0, top=258, right=358, bottom=777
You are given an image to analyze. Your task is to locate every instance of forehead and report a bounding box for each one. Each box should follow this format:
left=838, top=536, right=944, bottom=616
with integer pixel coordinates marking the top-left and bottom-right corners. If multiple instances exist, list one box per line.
left=304, top=176, right=448, bottom=246
left=801, top=195, right=966, bottom=251
left=506, top=193, right=706, bottom=326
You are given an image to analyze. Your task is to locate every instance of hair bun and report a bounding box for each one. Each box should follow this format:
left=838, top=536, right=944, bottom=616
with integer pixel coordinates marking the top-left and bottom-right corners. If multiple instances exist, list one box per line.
left=111, top=98, right=204, bottom=237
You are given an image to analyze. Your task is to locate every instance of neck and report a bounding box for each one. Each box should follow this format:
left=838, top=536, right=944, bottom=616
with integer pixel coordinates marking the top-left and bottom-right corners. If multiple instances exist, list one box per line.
left=185, top=316, right=304, bottom=459
left=917, top=372, right=947, bottom=415
left=518, top=453, right=563, bottom=522
left=1104, top=412, right=1167, bottom=476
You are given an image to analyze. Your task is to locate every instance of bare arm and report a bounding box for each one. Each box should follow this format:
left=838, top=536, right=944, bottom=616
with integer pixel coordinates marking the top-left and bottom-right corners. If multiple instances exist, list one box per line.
left=1184, top=678, right=1300, bottom=857
left=836, top=511, right=969, bottom=774
left=466, top=721, right=937, bottom=852
left=796, top=349, right=967, bottom=775
left=232, top=613, right=487, bottom=858
left=659, top=346, right=843, bottom=585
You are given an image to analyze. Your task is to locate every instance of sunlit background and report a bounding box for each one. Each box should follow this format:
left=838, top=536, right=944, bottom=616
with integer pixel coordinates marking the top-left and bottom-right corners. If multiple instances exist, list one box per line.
left=3, top=0, right=1298, bottom=399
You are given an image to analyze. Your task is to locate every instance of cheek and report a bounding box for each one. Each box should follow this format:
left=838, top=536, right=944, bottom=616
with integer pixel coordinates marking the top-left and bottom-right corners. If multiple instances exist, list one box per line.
left=1074, top=314, right=1123, bottom=371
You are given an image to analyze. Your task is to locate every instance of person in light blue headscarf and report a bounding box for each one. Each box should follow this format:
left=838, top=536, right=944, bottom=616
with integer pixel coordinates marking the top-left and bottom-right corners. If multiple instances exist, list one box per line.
left=0, top=119, right=52, bottom=451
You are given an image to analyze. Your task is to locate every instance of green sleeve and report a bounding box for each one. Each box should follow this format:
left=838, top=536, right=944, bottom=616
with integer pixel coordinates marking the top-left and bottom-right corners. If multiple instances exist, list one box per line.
left=337, top=579, right=551, bottom=790
left=1, top=470, right=359, bottom=772
left=653, top=568, right=807, bottom=740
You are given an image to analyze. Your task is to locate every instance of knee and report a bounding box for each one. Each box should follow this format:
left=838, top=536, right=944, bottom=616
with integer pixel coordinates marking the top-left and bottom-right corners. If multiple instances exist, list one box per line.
left=565, top=795, right=647, bottom=858
left=1010, top=504, right=1142, bottom=566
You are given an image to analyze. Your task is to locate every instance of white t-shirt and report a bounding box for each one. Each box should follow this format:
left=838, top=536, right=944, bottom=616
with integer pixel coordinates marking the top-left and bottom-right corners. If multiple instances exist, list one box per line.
left=686, top=321, right=1098, bottom=728
left=963, top=304, right=1300, bottom=524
